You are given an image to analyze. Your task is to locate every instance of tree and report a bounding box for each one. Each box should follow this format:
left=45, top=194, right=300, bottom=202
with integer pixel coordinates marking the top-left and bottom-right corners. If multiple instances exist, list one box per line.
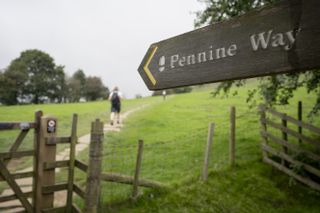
left=67, top=77, right=82, bottom=102
left=48, top=65, right=67, bottom=103
left=84, top=76, right=108, bottom=101
left=194, top=0, right=277, bottom=28
left=0, top=64, right=28, bottom=105
left=0, top=70, right=16, bottom=105
left=73, top=69, right=86, bottom=97
left=66, top=69, right=88, bottom=102
left=3, top=49, right=64, bottom=104
left=195, top=0, right=320, bottom=116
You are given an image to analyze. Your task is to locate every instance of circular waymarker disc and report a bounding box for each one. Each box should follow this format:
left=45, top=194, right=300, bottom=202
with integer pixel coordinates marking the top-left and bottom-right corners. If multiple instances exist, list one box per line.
left=48, top=120, right=56, bottom=127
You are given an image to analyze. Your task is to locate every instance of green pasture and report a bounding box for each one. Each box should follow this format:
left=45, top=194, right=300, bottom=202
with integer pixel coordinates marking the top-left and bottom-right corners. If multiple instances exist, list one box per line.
left=1, top=81, right=320, bottom=212
left=0, top=97, right=159, bottom=172
left=72, top=83, right=320, bottom=212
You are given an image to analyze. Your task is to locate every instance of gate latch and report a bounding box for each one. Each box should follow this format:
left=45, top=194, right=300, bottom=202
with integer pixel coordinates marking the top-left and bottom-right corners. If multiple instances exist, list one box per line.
left=20, top=122, right=30, bottom=131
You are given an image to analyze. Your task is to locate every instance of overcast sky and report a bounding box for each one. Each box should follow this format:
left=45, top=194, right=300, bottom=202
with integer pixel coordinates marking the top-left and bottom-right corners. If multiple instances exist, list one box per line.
left=0, top=0, right=204, bottom=98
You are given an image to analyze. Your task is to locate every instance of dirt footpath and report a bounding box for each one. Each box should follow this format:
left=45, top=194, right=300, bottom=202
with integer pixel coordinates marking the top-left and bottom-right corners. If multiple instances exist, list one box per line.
left=0, top=105, right=147, bottom=212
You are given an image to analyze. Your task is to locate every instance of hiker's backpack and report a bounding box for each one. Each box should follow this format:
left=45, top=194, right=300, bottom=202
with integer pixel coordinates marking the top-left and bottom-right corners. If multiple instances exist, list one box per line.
left=111, top=92, right=120, bottom=105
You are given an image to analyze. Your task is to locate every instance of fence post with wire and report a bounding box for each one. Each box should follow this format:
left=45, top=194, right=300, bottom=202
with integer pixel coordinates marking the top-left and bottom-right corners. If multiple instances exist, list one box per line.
left=84, top=119, right=104, bottom=213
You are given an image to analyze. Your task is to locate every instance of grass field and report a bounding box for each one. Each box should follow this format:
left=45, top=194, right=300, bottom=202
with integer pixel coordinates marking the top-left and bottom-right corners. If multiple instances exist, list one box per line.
left=0, top=97, right=159, bottom=172
left=1, top=82, right=320, bottom=212
left=72, top=83, right=320, bottom=212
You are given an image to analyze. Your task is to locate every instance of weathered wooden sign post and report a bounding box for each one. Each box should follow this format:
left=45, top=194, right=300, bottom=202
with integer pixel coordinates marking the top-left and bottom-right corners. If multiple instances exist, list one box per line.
left=138, top=0, right=320, bottom=90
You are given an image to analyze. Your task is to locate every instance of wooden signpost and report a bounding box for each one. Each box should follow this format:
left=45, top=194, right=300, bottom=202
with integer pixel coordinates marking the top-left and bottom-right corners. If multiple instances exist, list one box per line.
left=138, top=0, right=320, bottom=90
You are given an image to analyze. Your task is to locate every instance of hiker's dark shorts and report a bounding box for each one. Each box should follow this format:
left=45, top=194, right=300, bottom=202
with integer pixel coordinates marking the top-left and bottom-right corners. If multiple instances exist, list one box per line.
left=111, top=103, right=121, bottom=113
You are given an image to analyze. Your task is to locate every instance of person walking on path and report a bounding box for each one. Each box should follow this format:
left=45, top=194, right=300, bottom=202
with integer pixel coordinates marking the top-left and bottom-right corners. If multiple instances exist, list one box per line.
left=108, top=86, right=122, bottom=125
left=162, top=90, right=167, bottom=100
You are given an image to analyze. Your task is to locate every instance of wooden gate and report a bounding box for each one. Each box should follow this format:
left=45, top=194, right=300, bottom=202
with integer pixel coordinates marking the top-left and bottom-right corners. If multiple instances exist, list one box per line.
left=0, top=111, right=41, bottom=212
left=259, top=105, right=320, bottom=191
left=0, top=111, right=80, bottom=212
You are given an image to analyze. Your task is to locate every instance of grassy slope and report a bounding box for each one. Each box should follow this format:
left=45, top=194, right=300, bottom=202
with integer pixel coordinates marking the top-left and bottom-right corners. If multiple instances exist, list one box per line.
left=0, top=97, right=159, bottom=175
left=89, top=84, right=320, bottom=212
left=1, top=83, right=320, bottom=212
left=0, top=97, right=157, bottom=150
left=112, top=162, right=320, bottom=213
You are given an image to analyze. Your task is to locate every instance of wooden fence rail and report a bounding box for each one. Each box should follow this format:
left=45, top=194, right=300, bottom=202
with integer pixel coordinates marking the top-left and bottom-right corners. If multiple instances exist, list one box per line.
left=100, top=172, right=166, bottom=189
left=0, top=122, right=36, bottom=131
left=259, top=104, right=320, bottom=192
left=264, top=106, right=320, bottom=135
